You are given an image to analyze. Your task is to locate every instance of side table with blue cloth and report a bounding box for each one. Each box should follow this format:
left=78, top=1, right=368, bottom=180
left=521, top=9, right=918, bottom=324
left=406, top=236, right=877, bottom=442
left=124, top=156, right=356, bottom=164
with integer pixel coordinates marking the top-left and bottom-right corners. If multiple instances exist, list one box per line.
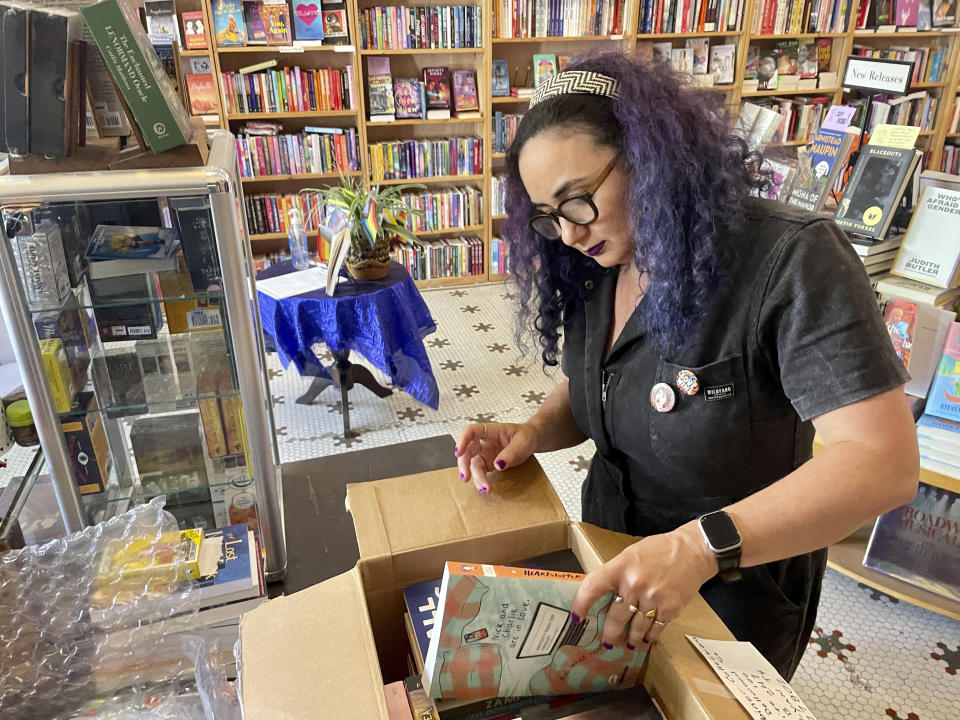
left=257, top=261, right=439, bottom=436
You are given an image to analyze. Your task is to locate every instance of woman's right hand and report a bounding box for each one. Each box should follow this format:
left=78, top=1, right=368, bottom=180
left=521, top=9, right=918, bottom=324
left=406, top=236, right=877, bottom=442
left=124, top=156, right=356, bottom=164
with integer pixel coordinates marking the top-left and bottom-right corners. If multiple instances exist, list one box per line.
left=454, top=421, right=540, bottom=493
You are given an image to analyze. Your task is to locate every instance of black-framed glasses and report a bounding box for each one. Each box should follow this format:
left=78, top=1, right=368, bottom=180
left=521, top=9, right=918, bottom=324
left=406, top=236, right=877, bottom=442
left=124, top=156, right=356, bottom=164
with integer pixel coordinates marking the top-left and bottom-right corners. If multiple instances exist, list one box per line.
left=528, top=156, right=618, bottom=240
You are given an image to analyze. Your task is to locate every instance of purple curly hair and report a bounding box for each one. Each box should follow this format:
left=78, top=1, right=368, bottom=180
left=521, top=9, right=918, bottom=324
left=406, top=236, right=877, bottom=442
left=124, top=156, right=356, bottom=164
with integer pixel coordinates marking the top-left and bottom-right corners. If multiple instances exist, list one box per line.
left=503, top=52, right=768, bottom=366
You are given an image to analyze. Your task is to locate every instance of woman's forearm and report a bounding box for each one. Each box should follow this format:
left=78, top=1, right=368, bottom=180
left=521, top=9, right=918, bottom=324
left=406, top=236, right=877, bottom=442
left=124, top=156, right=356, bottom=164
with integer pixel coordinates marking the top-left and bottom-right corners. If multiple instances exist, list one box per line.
left=526, top=379, right=589, bottom=452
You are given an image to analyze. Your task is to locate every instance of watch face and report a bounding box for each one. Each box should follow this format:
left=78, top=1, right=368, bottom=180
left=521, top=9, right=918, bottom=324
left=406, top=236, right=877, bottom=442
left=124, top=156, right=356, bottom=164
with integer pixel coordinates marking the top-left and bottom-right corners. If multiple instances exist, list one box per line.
left=700, top=511, right=740, bottom=550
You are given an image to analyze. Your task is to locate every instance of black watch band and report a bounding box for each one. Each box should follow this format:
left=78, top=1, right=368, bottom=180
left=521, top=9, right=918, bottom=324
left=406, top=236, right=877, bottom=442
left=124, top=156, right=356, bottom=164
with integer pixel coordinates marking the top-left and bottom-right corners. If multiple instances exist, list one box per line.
left=715, top=547, right=742, bottom=581
left=698, top=510, right=742, bottom=582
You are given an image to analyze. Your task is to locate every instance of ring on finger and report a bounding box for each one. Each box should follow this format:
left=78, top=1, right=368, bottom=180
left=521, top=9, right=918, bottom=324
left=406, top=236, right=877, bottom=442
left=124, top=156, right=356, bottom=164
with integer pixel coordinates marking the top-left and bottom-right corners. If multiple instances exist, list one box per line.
left=653, top=619, right=667, bottom=627
left=644, top=608, right=658, bottom=620
left=613, top=595, right=624, bottom=604
left=627, top=604, right=640, bottom=614
left=479, top=422, right=487, bottom=440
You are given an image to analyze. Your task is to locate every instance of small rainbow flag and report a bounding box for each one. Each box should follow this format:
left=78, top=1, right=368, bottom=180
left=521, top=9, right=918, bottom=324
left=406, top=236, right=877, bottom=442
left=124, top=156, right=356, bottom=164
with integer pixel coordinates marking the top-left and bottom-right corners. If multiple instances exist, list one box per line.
left=360, top=190, right=379, bottom=246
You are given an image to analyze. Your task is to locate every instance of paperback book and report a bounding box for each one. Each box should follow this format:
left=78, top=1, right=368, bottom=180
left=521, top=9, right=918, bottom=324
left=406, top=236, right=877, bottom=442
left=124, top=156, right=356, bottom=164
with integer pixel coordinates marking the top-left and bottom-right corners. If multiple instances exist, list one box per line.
left=787, top=126, right=857, bottom=212
left=143, top=0, right=180, bottom=45
left=833, top=146, right=920, bottom=240
left=423, top=66, right=451, bottom=119
left=367, top=56, right=395, bottom=121
left=393, top=78, right=425, bottom=119
left=926, top=323, right=960, bottom=423
left=186, top=74, right=220, bottom=115
left=321, top=2, right=349, bottom=45
left=709, top=44, right=735, bottom=84
left=686, top=37, right=709, bottom=75
left=423, top=561, right=645, bottom=700
left=882, top=298, right=954, bottom=399
left=891, top=186, right=960, bottom=288
left=292, top=0, right=324, bottom=41
left=212, top=0, right=247, bottom=46
left=262, top=0, right=292, bottom=45
left=532, top=54, right=557, bottom=87
left=452, top=69, right=480, bottom=118
left=243, top=1, right=269, bottom=45
left=492, top=59, right=510, bottom=96
left=181, top=11, right=209, bottom=50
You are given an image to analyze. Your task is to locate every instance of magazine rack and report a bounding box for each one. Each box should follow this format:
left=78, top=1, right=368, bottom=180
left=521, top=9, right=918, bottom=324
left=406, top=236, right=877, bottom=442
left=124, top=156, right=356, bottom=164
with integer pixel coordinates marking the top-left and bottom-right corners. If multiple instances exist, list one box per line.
left=0, top=131, right=286, bottom=579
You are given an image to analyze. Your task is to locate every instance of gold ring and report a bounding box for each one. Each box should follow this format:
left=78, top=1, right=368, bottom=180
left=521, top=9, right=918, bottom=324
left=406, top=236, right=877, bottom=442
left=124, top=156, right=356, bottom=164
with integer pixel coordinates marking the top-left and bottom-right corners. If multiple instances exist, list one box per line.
left=613, top=595, right=624, bottom=604
left=653, top=619, right=667, bottom=627
left=479, top=422, right=487, bottom=440
left=644, top=609, right=658, bottom=620
left=627, top=604, right=639, bottom=614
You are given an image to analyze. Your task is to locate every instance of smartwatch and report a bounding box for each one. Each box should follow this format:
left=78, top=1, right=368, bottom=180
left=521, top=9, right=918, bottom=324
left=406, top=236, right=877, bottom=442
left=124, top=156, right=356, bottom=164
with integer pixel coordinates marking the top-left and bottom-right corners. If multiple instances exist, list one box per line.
left=698, top=510, right=742, bottom=581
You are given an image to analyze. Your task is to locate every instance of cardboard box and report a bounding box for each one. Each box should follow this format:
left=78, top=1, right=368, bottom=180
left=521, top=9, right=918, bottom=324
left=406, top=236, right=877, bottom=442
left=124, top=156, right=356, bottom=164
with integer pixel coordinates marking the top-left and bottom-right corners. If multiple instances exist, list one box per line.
left=240, top=460, right=749, bottom=720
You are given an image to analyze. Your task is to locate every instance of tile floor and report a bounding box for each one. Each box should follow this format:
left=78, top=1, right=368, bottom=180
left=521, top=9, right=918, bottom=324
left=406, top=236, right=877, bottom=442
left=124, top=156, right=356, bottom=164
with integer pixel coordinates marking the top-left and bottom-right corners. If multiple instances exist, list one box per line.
left=267, top=280, right=959, bottom=720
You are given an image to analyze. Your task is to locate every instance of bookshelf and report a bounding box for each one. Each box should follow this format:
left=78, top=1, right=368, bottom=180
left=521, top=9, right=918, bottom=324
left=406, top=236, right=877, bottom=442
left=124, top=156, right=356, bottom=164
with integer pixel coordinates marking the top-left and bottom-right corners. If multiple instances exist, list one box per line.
left=185, top=0, right=960, bottom=285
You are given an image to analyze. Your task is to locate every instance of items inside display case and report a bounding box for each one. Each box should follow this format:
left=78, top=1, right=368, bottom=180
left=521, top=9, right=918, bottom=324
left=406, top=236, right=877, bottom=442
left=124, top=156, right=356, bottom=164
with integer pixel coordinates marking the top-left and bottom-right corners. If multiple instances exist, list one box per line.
left=1, top=195, right=260, bottom=533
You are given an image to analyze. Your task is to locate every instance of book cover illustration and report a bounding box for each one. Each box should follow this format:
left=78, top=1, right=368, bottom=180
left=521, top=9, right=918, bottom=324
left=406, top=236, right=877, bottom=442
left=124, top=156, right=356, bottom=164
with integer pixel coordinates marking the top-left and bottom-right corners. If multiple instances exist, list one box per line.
left=367, top=56, right=395, bottom=119
left=776, top=40, right=798, bottom=75
left=532, top=54, right=557, bottom=87
left=758, top=159, right=796, bottom=202
left=186, top=74, right=220, bottom=115
left=212, top=0, right=247, bottom=46
left=452, top=69, right=479, bottom=114
left=423, top=66, right=451, bottom=116
left=143, top=0, right=180, bottom=44
left=896, top=0, right=921, bottom=23
left=787, top=127, right=853, bottom=212
left=671, top=47, right=693, bottom=75
left=757, top=49, right=778, bottom=89
left=744, top=45, right=760, bottom=79
left=86, top=225, right=179, bottom=260
left=892, top=186, right=960, bottom=288
left=927, top=323, right=960, bottom=422
left=709, top=44, right=735, bottom=84
left=817, top=38, right=832, bottom=72
left=918, top=0, right=933, bottom=28
left=404, top=577, right=441, bottom=662
left=685, top=37, right=709, bottom=75
left=877, top=0, right=895, bottom=24
left=652, top=42, right=672, bottom=65
left=423, top=562, right=645, bottom=700
left=557, top=55, right=574, bottom=71
left=884, top=299, right=918, bottom=368
left=834, top=145, right=918, bottom=239
left=243, top=1, right=269, bottom=44
left=864, top=482, right=960, bottom=601
left=393, top=78, right=424, bottom=119
left=292, top=0, right=324, bottom=41
left=798, top=43, right=819, bottom=78
left=321, top=4, right=349, bottom=43
left=263, top=0, right=291, bottom=44
left=934, top=0, right=956, bottom=26
left=492, top=59, right=510, bottom=96
left=181, top=10, right=209, bottom=50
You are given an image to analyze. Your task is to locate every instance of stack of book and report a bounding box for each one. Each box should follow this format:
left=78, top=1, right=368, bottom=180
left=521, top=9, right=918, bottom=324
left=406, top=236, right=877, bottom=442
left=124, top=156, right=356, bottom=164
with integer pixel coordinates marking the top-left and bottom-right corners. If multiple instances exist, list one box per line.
left=915, top=323, right=960, bottom=479
left=368, top=137, right=483, bottom=181
left=399, top=187, right=483, bottom=233
left=853, top=234, right=904, bottom=285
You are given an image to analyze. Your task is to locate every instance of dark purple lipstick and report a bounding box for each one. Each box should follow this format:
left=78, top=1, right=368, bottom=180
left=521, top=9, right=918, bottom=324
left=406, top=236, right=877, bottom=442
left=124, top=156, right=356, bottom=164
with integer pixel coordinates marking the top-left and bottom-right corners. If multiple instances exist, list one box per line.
left=586, top=242, right=606, bottom=257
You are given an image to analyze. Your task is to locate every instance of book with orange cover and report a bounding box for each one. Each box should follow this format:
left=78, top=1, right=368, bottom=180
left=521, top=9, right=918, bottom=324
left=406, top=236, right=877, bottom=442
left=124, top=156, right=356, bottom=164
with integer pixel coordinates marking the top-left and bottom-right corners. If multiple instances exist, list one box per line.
left=423, top=561, right=646, bottom=700
left=185, top=73, right=220, bottom=115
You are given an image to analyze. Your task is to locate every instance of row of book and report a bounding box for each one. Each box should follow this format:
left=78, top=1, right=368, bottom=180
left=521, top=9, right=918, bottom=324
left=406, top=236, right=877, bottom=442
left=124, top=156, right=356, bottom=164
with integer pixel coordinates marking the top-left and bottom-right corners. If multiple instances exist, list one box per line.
left=220, top=65, right=355, bottom=116
left=368, top=137, right=484, bottom=182
left=245, top=193, right=327, bottom=236
left=493, top=112, right=523, bottom=154
left=752, top=0, right=851, bottom=34
left=863, top=91, right=939, bottom=133
left=949, top=97, right=960, bottom=134
left=850, top=43, right=950, bottom=86
left=492, top=175, right=507, bottom=216
left=209, top=0, right=351, bottom=48
left=855, top=0, right=956, bottom=30
left=367, top=60, right=480, bottom=122
left=638, top=0, right=746, bottom=34
left=647, top=41, right=737, bottom=85
left=492, top=0, right=627, bottom=37
left=392, top=237, right=485, bottom=280
left=399, top=187, right=483, bottom=233
left=750, top=96, right=832, bottom=144
left=492, top=237, right=511, bottom=276
left=942, top=144, right=959, bottom=175
left=253, top=250, right=292, bottom=273
left=358, top=5, right=483, bottom=49
left=235, top=126, right=361, bottom=179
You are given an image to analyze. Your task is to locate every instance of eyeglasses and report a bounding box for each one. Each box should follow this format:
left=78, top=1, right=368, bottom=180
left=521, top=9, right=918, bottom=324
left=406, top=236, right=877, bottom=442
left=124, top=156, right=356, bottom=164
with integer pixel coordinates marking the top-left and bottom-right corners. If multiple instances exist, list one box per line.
left=528, top=156, right=618, bottom=240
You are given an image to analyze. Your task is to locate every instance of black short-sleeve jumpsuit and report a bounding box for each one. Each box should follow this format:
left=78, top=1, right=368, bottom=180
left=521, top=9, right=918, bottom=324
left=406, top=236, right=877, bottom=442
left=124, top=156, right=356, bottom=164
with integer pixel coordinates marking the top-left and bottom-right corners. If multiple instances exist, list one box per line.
left=561, top=199, right=909, bottom=680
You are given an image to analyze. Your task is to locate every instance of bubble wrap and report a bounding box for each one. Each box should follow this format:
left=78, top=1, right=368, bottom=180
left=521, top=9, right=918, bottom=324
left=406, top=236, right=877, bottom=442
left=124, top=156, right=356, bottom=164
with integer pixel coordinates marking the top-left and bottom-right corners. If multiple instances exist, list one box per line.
left=0, top=497, right=242, bottom=719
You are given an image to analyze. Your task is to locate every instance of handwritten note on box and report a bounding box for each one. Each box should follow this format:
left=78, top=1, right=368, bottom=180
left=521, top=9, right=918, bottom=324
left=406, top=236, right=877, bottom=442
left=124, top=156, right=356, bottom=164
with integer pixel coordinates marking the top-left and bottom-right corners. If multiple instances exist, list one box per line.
left=687, top=636, right=817, bottom=720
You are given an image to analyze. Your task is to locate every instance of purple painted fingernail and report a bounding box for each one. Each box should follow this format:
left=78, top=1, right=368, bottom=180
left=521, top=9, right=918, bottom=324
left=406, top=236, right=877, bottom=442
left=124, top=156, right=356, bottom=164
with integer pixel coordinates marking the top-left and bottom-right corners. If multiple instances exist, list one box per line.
left=454, top=446, right=459, bottom=454
left=571, top=613, right=580, bottom=624
left=496, top=460, right=506, bottom=469
left=603, top=642, right=613, bottom=650
left=627, top=643, right=636, bottom=651
left=460, top=473, right=465, bottom=481
left=478, top=486, right=488, bottom=494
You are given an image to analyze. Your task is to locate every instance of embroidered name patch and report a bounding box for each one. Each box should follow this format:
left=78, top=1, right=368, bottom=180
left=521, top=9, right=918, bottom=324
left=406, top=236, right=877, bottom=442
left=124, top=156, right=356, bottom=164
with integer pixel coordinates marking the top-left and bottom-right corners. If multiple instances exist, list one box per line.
left=704, top=383, right=735, bottom=402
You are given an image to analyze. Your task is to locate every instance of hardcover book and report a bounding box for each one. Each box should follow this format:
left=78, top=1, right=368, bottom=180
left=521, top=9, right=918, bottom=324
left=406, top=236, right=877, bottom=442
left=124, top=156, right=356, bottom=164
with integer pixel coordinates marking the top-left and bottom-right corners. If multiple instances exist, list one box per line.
left=926, top=323, right=960, bottom=423
left=393, top=78, right=425, bottom=119
left=933, top=0, right=956, bottom=26
left=864, top=482, right=960, bottom=601
left=532, top=53, right=557, bottom=87
left=262, top=0, right=291, bottom=45
left=367, top=56, right=395, bottom=121
left=798, top=42, right=818, bottom=79
left=884, top=299, right=918, bottom=369
left=292, top=0, right=324, bottom=41
left=709, top=44, right=735, bottom=84
left=671, top=47, right=693, bottom=75
left=186, top=73, right=220, bottom=115
left=686, top=37, right=709, bottom=75
left=816, top=38, right=832, bottom=72
left=170, top=195, right=222, bottom=292
left=143, top=0, right=180, bottom=45
left=786, top=127, right=857, bottom=212
left=423, top=561, right=645, bottom=700
left=891, top=186, right=960, bottom=288
left=320, top=1, right=349, bottom=44
left=896, top=0, right=921, bottom=24
left=757, top=49, right=778, bottom=90
left=81, top=0, right=192, bottom=152
left=491, top=59, right=510, bottom=96
left=181, top=10, right=209, bottom=50
left=86, top=225, right=179, bottom=260
left=423, top=66, right=451, bottom=119
left=833, top=145, right=920, bottom=240
left=212, top=0, right=247, bottom=46
left=775, top=40, right=798, bottom=75
left=452, top=69, right=480, bottom=117
left=243, top=0, right=269, bottom=45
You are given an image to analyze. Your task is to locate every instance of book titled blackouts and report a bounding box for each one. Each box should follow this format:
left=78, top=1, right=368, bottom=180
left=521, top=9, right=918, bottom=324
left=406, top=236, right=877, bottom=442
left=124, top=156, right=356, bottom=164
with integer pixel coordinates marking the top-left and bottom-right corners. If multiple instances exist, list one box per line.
left=81, top=0, right=192, bottom=152
left=833, top=145, right=920, bottom=240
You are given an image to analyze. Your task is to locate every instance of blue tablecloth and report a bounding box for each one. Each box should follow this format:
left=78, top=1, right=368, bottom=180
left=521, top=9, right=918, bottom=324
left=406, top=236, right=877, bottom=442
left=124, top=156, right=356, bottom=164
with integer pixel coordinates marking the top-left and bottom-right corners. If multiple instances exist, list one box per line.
left=257, top=261, right=439, bottom=409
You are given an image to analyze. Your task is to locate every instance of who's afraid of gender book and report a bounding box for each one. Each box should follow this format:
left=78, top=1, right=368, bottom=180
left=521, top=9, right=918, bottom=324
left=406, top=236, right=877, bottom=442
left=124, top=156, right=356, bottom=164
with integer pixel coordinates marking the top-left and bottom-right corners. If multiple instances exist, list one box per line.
left=423, top=561, right=645, bottom=701
left=864, top=482, right=960, bottom=602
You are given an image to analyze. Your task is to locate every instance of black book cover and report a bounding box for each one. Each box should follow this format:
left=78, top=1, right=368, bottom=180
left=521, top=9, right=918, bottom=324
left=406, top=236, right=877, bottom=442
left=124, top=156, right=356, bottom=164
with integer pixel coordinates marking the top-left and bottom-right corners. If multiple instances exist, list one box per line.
left=103, top=350, right=147, bottom=418
left=170, top=196, right=222, bottom=293
left=28, top=8, right=79, bottom=158
left=834, top=145, right=918, bottom=240
left=320, top=1, right=349, bottom=45
left=90, top=274, right=163, bottom=343
left=1, top=2, right=29, bottom=155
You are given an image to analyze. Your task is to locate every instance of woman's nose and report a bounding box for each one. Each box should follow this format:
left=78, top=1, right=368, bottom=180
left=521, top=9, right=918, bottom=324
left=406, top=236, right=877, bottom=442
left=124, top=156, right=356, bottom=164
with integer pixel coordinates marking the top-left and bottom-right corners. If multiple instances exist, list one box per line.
left=558, top=217, right=587, bottom=247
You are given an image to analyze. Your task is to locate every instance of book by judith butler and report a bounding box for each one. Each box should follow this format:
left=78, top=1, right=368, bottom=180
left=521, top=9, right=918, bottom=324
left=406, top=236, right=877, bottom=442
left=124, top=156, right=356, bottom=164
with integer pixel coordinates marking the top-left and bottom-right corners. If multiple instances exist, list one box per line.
left=423, top=562, right=645, bottom=700
left=892, top=186, right=960, bottom=288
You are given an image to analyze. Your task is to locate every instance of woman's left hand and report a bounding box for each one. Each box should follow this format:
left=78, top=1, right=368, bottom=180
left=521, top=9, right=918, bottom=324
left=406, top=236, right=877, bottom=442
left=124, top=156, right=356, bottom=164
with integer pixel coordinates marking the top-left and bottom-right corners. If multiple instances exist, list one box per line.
left=571, top=524, right=718, bottom=651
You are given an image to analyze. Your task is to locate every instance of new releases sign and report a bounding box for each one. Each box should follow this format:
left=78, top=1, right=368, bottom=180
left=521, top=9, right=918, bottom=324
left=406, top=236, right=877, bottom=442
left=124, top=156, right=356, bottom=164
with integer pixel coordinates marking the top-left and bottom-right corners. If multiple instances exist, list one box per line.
left=842, top=56, right=913, bottom=96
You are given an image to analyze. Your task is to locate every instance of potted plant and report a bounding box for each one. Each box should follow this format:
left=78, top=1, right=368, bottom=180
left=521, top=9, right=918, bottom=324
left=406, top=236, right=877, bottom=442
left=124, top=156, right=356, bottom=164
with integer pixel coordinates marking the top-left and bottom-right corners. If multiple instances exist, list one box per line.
left=301, top=174, right=426, bottom=281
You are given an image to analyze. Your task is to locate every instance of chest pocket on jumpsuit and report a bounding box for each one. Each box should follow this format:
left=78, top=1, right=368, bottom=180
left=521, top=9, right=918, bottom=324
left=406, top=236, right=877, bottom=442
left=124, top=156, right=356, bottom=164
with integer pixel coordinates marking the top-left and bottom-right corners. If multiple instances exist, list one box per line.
left=648, top=355, right=752, bottom=471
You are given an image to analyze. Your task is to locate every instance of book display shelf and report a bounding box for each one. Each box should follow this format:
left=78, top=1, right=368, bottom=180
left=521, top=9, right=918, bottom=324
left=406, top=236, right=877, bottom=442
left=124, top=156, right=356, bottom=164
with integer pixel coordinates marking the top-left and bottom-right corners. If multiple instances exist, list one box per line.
left=181, top=0, right=960, bottom=289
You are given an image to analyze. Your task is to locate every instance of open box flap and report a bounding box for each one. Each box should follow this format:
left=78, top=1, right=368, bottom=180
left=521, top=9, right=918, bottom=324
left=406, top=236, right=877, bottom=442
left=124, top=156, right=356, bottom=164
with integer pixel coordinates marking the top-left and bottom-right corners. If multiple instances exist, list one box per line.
left=347, top=457, right=569, bottom=560
left=239, top=569, right=385, bottom=720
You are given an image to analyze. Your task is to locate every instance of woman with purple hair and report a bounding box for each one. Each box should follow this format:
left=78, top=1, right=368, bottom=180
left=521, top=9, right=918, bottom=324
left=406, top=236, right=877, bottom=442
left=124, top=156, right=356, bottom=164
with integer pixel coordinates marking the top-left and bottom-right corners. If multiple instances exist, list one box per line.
left=454, top=53, right=918, bottom=679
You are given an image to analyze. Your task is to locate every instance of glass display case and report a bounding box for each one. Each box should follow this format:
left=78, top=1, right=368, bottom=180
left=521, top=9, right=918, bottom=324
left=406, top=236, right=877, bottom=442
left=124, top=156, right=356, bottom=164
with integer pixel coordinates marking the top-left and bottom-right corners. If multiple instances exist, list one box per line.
left=0, top=132, right=286, bottom=578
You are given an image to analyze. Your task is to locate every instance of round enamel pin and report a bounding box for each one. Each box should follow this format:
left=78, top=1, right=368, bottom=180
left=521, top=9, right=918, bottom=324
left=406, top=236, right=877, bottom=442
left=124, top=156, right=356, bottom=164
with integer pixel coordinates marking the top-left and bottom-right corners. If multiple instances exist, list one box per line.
left=649, top=382, right=676, bottom=413
left=675, top=369, right=700, bottom=396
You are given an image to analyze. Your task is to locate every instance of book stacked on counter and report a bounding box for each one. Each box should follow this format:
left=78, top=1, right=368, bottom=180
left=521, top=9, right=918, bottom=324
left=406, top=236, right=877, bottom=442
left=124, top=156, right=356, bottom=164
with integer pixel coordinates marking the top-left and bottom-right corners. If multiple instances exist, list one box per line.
left=235, top=123, right=361, bottom=178
left=359, top=5, right=483, bottom=49
left=392, top=236, right=484, bottom=280
left=221, top=63, right=354, bottom=114
left=369, top=137, right=483, bottom=182
left=399, top=187, right=483, bottom=233
left=382, top=549, right=662, bottom=719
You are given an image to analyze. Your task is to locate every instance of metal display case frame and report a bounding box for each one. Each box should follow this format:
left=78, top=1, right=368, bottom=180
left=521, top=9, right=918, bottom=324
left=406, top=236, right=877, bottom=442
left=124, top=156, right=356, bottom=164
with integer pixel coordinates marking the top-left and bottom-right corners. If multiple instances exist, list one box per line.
left=0, top=132, right=286, bottom=580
